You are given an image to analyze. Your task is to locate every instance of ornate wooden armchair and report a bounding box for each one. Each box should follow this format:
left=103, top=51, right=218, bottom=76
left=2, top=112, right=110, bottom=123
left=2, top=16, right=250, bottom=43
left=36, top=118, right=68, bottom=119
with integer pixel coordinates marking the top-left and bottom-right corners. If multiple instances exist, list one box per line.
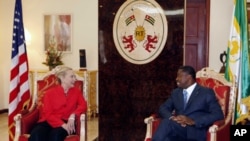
left=13, top=71, right=87, bottom=141
left=144, top=67, right=236, bottom=141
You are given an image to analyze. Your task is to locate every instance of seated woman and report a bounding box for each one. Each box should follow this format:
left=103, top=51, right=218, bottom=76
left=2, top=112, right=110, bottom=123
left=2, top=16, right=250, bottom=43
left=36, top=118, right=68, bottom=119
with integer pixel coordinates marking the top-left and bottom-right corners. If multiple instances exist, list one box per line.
left=29, top=65, right=87, bottom=141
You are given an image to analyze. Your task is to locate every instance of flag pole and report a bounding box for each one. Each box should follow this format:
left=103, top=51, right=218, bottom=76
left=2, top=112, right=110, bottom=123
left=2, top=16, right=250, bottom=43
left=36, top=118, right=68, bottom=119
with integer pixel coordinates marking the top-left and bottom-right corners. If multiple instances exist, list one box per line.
left=8, top=0, right=31, bottom=140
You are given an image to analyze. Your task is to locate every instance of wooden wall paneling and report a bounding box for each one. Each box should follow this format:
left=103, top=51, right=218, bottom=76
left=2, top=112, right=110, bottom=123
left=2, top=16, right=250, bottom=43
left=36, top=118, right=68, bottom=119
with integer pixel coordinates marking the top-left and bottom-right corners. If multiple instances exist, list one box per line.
left=185, top=0, right=209, bottom=71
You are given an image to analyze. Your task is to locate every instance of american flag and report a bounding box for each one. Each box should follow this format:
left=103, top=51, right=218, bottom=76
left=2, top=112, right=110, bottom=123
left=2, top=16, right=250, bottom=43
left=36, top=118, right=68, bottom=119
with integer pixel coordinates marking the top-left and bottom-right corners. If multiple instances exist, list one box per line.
left=8, top=0, right=31, bottom=141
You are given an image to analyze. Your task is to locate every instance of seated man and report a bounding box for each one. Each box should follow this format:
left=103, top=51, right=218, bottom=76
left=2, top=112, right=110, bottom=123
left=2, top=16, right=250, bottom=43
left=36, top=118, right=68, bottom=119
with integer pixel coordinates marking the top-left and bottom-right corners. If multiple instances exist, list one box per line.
left=152, top=66, right=224, bottom=141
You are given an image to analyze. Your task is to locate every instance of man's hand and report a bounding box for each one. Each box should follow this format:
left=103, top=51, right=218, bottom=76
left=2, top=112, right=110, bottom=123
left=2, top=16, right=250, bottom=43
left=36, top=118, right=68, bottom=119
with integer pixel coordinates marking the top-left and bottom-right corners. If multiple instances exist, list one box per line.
left=171, top=115, right=195, bottom=127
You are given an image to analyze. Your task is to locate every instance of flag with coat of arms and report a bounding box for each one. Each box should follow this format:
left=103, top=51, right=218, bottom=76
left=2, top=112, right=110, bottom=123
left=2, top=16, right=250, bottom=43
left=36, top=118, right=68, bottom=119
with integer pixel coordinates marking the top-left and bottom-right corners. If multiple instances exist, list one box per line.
left=225, top=0, right=250, bottom=125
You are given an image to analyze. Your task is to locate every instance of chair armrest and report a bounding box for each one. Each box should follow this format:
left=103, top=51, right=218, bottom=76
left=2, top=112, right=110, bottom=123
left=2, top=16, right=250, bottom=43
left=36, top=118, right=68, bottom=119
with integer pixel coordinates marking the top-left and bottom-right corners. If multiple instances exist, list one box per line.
left=13, top=108, right=39, bottom=141
left=13, top=113, right=22, bottom=141
left=144, top=115, right=161, bottom=141
left=144, top=116, right=154, bottom=141
left=80, top=113, right=86, bottom=141
left=210, top=119, right=225, bottom=128
left=207, top=119, right=231, bottom=141
left=20, top=108, right=40, bottom=134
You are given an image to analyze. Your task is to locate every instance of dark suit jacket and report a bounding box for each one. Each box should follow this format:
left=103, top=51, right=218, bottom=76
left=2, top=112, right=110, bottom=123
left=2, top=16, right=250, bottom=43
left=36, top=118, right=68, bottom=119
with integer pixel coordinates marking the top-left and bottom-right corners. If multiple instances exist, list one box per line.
left=158, top=84, right=224, bottom=141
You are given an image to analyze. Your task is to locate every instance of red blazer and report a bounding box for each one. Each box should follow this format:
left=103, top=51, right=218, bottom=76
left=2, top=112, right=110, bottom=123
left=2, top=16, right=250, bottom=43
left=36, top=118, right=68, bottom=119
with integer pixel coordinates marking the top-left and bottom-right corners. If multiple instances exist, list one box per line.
left=38, top=85, right=87, bottom=128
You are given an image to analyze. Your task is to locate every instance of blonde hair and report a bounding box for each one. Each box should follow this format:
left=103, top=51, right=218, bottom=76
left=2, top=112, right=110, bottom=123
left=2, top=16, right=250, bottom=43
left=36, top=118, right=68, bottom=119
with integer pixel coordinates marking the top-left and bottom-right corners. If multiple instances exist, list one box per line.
left=53, top=65, right=73, bottom=83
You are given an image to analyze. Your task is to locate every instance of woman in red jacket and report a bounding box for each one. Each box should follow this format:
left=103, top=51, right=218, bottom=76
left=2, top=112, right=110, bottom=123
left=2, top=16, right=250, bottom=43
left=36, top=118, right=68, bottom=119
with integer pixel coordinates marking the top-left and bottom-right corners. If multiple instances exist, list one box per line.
left=29, top=66, right=87, bottom=141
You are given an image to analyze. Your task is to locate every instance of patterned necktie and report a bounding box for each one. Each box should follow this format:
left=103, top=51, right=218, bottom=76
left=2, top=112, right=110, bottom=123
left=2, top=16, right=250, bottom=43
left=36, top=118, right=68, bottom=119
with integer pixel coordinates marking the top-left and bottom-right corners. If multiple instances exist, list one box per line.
left=183, top=90, right=188, bottom=109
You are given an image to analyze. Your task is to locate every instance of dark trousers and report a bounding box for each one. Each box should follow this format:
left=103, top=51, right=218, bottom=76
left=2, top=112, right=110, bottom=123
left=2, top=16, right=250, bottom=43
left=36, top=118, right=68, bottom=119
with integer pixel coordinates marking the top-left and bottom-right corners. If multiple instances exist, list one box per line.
left=152, top=118, right=205, bottom=141
left=28, top=121, right=68, bottom=141
left=152, top=118, right=187, bottom=141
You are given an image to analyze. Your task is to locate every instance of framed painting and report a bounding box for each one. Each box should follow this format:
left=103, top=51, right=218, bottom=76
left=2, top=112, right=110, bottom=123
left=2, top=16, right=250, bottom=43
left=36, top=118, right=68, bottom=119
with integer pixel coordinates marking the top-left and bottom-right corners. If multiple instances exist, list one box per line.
left=44, top=14, right=72, bottom=52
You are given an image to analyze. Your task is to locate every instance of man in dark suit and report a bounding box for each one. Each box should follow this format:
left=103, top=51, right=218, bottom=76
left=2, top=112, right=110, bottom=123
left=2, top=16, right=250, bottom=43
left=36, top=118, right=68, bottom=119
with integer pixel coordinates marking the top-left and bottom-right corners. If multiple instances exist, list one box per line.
left=152, top=66, right=224, bottom=141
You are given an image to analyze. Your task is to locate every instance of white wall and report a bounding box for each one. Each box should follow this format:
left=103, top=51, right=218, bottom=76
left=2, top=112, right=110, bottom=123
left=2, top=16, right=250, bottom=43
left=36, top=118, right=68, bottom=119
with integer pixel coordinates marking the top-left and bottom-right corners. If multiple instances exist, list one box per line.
left=209, top=0, right=234, bottom=72
left=0, top=0, right=98, bottom=109
left=0, top=0, right=236, bottom=109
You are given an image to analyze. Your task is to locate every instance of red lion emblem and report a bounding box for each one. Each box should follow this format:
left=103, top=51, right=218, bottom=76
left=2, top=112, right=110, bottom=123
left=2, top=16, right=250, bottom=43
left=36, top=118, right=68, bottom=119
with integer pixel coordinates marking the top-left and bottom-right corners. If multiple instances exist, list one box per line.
left=122, top=35, right=136, bottom=52
left=144, top=35, right=158, bottom=52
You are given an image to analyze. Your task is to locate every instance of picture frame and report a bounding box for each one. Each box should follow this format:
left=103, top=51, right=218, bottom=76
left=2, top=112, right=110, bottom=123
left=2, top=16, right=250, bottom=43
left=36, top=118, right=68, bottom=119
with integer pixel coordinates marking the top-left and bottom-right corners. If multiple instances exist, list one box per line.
left=44, top=14, right=72, bottom=52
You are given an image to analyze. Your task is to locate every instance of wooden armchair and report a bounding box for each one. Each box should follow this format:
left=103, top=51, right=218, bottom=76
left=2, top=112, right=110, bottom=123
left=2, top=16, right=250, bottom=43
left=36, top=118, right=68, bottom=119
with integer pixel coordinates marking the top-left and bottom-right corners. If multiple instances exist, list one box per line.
left=13, top=71, right=87, bottom=141
left=144, top=67, right=236, bottom=141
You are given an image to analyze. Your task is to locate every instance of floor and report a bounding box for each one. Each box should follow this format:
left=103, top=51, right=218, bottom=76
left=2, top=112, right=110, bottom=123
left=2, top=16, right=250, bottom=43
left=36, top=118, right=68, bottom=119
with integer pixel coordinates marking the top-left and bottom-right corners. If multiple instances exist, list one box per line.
left=0, top=113, right=98, bottom=141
